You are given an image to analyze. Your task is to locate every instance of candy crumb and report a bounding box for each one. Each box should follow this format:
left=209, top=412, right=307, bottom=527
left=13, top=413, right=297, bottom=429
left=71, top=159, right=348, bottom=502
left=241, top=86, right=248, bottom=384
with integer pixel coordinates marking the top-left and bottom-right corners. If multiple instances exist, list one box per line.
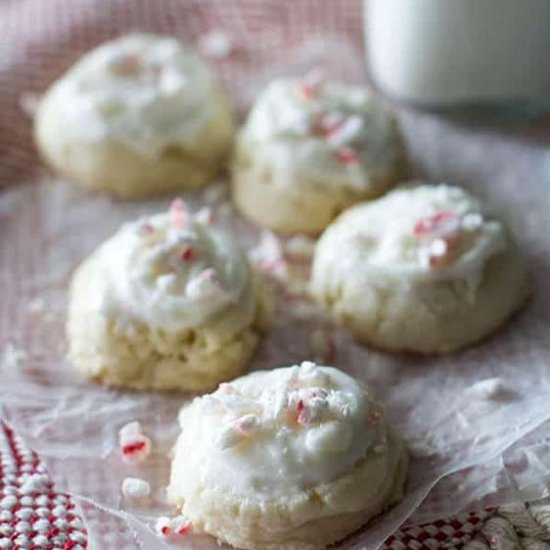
left=121, top=477, right=150, bottom=499
left=155, top=517, right=172, bottom=537
left=2, top=343, right=28, bottom=370
left=465, top=378, right=516, bottom=401
left=118, top=421, right=152, bottom=464
left=198, top=29, right=233, bottom=59
left=283, top=235, right=316, bottom=260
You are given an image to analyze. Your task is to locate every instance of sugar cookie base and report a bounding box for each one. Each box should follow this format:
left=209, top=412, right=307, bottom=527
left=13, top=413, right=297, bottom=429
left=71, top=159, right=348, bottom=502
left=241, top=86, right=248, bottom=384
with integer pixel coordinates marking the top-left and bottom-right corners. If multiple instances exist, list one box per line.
left=67, top=253, right=271, bottom=391
left=35, top=91, right=234, bottom=198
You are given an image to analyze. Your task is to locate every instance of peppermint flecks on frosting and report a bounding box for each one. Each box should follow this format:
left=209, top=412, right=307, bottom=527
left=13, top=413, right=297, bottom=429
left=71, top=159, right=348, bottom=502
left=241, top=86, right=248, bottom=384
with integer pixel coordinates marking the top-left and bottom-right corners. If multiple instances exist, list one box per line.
left=239, top=72, right=400, bottom=191
left=48, top=34, right=216, bottom=155
left=90, top=198, right=250, bottom=331
left=173, top=363, right=388, bottom=496
left=328, top=184, right=508, bottom=281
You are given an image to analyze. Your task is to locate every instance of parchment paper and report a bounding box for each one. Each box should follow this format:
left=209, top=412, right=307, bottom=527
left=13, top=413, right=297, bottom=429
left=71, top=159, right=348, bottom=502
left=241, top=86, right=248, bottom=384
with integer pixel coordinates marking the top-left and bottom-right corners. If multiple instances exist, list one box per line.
left=1, top=1, right=550, bottom=549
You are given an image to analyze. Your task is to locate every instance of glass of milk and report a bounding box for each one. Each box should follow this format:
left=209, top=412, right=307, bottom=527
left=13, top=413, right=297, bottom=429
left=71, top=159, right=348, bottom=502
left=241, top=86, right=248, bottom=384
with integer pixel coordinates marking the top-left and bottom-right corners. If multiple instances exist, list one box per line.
left=365, top=0, right=550, bottom=112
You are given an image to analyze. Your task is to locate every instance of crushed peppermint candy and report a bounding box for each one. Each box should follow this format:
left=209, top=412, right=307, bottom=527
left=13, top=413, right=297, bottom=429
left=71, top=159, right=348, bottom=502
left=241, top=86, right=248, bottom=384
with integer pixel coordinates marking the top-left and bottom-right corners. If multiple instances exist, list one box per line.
left=248, top=231, right=289, bottom=281
left=155, top=517, right=172, bottom=537
left=298, top=67, right=327, bottom=99
left=334, top=147, right=359, bottom=165
left=413, top=209, right=459, bottom=237
left=118, top=421, right=152, bottom=464
left=186, top=268, right=223, bottom=299
left=179, top=243, right=196, bottom=262
left=121, top=477, right=150, bottom=499
left=169, top=198, right=188, bottom=227
left=326, top=115, right=363, bottom=148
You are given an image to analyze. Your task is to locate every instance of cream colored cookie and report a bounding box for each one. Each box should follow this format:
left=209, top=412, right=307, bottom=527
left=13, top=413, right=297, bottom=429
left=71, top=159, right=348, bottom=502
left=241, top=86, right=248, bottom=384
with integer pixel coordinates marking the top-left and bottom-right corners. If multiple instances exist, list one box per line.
left=311, top=183, right=531, bottom=354
left=35, top=34, right=234, bottom=197
left=168, top=362, right=408, bottom=550
left=231, top=70, right=406, bottom=234
left=67, top=200, right=271, bottom=391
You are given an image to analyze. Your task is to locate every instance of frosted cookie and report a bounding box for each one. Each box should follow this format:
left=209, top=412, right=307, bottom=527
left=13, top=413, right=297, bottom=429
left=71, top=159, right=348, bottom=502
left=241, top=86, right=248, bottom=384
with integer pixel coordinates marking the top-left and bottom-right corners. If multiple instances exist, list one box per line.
left=168, top=362, right=408, bottom=550
left=311, top=183, right=530, bottom=354
left=231, top=70, right=405, bottom=234
left=67, top=199, right=271, bottom=391
left=35, top=34, right=234, bottom=197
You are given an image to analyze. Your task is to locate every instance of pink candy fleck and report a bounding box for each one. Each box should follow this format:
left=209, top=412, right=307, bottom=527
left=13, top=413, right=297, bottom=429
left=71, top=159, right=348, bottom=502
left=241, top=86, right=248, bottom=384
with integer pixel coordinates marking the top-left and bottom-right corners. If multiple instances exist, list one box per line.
left=180, top=244, right=196, bottom=262
left=111, top=52, right=142, bottom=77
left=334, top=148, right=358, bottom=165
left=299, top=67, right=327, bottom=100
left=169, top=198, right=187, bottom=227
left=413, top=210, right=457, bottom=236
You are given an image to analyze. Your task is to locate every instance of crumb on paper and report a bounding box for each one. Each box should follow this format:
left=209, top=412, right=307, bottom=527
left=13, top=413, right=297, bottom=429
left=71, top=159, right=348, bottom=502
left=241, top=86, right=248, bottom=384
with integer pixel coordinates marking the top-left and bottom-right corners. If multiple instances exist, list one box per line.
left=283, top=235, right=316, bottom=261
left=121, top=477, right=150, bottom=499
left=198, top=29, right=233, bottom=59
left=465, top=378, right=517, bottom=401
left=118, top=421, right=152, bottom=464
left=18, top=92, right=41, bottom=118
left=155, top=515, right=193, bottom=539
left=28, top=297, right=46, bottom=314
left=2, top=343, right=28, bottom=370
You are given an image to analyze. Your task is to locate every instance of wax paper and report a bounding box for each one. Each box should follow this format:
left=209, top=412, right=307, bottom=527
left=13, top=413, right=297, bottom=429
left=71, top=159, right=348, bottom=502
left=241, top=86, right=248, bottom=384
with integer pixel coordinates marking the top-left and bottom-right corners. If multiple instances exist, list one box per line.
left=1, top=1, right=550, bottom=549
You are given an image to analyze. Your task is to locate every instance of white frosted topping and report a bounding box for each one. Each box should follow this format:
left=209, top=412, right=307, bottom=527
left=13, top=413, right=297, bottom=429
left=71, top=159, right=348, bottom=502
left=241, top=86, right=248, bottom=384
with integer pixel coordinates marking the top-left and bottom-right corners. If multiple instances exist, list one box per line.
left=316, top=184, right=507, bottom=283
left=238, top=75, right=401, bottom=192
left=43, top=34, right=217, bottom=156
left=86, top=200, right=250, bottom=331
left=171, top=363, right=388, bottom=497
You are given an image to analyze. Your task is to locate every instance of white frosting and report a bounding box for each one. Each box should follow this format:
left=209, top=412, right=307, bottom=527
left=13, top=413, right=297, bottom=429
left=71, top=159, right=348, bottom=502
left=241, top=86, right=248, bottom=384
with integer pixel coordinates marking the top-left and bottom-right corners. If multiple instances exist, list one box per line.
left=315, top=184, right=507, bottom=284
left=238, top=75, right=402, bottom=192
left=171, top=363, right=389, bottom=498
left=44, top=34, right=218, bottom=156
left=85, top=201, right=251, bottom=331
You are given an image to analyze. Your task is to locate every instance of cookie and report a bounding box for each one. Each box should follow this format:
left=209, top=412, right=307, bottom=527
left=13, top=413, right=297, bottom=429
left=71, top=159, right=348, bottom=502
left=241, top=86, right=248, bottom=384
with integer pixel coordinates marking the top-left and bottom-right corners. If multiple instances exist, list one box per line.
left=311, top=183, right=531, bottom=353
left=67, top=199, right=271, bottom=391
left=231, top=70, right=405, bottom=234
left=168, top=362, right=408, bottom=550
left=35, top=34, right=234, bottom=197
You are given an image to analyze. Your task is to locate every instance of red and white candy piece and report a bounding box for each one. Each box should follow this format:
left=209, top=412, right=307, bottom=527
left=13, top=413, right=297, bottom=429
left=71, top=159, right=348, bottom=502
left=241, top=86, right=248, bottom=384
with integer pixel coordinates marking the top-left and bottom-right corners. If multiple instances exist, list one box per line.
left=179, top=243, right=196, bottom=262
left=186, top=268, right=224, bottom=299
left=169, top=198, right=188, bottom=227
left=299, top=67, right=328, bottom=99
left=118, top=421, right=152, bottom=464
left=156, top=515, right=193, bottom=538
left=334, top=147, right=359, bottom=165
left=413, top=209, right=459, bottom=237
left=326, top=115, right=363, bottom=148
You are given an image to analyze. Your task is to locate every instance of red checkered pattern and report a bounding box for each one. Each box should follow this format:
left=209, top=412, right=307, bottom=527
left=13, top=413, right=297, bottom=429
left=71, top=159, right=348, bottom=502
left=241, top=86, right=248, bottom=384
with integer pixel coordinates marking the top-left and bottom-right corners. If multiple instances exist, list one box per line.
left=384, top=512, right=494, bottom=550
left=0, top=422, right=87, bottom=550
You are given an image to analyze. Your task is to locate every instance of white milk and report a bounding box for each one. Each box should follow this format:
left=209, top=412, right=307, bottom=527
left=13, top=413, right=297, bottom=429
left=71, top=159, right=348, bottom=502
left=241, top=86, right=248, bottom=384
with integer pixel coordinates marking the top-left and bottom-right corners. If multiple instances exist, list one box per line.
left=365, top=0, right=550, bottom=108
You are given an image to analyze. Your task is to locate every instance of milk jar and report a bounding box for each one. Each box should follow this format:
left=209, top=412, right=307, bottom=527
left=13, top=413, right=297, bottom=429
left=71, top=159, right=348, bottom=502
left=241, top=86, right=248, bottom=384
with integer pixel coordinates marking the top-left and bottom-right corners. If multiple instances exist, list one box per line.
left=365, top=0, right=550, bottom=110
